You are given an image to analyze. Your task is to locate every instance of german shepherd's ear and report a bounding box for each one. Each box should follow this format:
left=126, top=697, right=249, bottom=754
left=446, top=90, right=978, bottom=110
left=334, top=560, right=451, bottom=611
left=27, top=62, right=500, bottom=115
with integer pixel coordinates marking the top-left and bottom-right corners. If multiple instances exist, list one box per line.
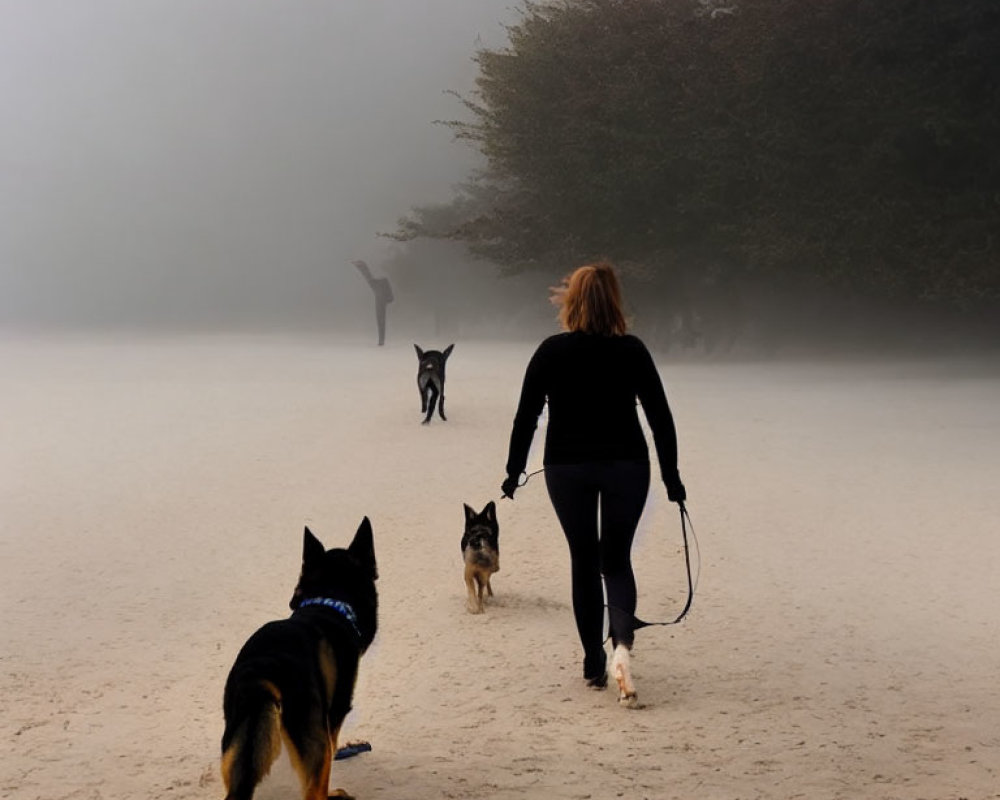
left=463, top=503, right=477, bottom=524
left=348, top=516, right=378, bottom=581
left=291, top=526, right=325, bottom=609
left=482, top=501, right=496, bottom=523
left=303, top=526, right=326, bottom=566
left=442, top=343, right=454, bottom=360
left=413, top=344, right=424, bottom=359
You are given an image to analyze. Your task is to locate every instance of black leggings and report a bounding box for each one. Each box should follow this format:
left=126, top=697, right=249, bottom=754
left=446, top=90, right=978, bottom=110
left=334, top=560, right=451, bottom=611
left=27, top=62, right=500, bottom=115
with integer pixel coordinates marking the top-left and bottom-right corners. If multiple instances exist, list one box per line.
left=544, top=460, right=650, bottom=675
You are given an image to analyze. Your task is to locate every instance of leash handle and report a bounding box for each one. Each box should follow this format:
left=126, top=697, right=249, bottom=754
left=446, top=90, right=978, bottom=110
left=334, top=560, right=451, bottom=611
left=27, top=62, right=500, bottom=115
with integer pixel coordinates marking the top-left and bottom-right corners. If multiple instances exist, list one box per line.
left=519, top=468, right=545, bottom=487
left=500, top=468, right=545, bottom=501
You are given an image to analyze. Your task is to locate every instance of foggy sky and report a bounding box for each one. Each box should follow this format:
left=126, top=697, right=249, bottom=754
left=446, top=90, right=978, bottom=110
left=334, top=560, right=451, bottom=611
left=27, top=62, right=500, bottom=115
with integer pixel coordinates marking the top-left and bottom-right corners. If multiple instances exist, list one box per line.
left=0, top=0, right=514, bottom=329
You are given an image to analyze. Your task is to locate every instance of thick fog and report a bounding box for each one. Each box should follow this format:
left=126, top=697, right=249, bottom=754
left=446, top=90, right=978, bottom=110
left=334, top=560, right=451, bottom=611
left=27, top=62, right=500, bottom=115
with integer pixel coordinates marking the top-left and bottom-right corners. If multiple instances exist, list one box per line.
left=3, top=6, right=999, bottom=797
left=0, top=0, right=516, bottom=331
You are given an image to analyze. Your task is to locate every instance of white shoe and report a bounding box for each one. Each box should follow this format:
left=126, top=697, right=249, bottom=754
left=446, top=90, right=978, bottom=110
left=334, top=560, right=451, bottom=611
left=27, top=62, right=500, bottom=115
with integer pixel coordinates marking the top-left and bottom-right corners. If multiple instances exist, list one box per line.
left=611, top=644, right=639, bottom=708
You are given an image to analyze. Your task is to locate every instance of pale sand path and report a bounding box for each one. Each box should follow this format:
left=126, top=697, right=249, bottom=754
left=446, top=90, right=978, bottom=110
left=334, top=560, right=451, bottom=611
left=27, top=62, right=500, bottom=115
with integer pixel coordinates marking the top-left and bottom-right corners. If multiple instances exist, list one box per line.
left=2, top=333, right=998, bottom=800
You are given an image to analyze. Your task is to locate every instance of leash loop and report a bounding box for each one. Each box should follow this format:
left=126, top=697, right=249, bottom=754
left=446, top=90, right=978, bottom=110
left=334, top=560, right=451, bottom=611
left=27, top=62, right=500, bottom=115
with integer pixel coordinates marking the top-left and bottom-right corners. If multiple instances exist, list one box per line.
left=518, top=468, right=545, bottom=487
left=627, top=501, right=698, bottom=630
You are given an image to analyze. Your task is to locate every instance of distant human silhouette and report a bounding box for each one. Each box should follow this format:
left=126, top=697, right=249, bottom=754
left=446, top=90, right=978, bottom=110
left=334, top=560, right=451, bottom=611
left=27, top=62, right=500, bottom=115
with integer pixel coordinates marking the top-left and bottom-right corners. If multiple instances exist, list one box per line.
left=351, top=260, right=394, bottom=346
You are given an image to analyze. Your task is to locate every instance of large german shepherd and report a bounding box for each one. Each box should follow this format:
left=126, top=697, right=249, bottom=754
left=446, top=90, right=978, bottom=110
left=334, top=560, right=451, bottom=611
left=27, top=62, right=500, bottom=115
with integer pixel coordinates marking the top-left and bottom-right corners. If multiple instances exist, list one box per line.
left=414, top=343, right=454, bottom=424
left=221, top=520, right=378, bottom=800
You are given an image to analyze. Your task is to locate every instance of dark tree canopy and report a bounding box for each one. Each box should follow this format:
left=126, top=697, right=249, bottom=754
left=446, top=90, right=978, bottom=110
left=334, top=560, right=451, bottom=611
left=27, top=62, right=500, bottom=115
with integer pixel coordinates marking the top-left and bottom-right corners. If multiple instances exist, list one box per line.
left=393, top=0, right=1000, bottom=314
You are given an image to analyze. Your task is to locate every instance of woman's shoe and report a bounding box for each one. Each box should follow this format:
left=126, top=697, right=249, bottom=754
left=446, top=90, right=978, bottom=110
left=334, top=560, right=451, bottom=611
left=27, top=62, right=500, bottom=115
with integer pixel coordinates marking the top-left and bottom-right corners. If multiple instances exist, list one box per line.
left=585, top=671, right=608, bottom=689
left=583, top=649, right=607, bottom=689
left=611, top=644, right=639, bottom=708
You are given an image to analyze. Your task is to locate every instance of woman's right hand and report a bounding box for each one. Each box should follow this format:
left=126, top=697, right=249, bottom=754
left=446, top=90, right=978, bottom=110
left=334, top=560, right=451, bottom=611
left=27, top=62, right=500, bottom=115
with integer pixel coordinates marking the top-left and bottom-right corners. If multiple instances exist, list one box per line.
left=665, top=475, right=686, bottom=504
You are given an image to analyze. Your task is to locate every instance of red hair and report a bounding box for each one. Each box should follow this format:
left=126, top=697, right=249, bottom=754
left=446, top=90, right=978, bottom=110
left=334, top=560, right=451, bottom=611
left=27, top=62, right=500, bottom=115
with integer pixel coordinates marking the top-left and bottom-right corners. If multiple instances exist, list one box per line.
left=550, top=262, right=627, bottom=336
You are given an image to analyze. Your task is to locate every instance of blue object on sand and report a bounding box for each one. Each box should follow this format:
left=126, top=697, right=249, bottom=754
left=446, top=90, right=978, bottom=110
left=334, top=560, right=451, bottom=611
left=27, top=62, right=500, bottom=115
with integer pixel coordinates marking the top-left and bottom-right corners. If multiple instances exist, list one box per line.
left=334, top=741, right=372, bottom=760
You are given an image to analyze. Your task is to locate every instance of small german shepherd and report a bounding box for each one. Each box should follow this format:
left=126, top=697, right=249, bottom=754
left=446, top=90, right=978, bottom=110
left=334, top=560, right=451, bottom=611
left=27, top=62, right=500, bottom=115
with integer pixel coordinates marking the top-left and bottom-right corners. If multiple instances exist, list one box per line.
left=414, top=343, right=453, bottom=424
left=461, top=501, right=500, bottom=614
left=221, top=520, right=378, bottom=800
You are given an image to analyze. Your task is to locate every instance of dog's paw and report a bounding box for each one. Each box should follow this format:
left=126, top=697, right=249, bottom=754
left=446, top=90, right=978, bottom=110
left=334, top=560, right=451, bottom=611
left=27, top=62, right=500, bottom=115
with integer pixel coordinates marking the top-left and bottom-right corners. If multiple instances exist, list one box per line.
left=329, top=790, right=355, bottom=800
left=466, top=602, right=484, bottom=615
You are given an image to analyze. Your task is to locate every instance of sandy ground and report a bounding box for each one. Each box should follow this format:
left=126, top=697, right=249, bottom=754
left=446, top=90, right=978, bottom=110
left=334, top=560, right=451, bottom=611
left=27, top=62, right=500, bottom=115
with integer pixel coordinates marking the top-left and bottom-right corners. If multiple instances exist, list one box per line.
left=2, top=332, right=999, bottom=800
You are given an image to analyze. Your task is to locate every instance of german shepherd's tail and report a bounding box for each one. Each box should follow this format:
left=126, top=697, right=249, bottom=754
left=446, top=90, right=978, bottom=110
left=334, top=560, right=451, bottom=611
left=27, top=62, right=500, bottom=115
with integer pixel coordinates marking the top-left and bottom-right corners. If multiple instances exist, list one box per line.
left=221, top=681, right=282, bottom=800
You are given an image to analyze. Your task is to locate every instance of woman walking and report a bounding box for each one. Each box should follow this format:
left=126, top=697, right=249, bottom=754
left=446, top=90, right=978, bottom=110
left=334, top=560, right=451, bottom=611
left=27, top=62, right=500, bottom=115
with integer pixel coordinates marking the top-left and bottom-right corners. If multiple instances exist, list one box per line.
left=501, top=262, right=686, bottom=707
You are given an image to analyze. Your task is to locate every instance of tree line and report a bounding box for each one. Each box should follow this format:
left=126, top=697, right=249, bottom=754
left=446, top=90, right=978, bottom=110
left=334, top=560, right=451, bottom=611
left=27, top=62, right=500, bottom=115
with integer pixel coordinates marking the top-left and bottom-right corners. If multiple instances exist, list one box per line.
left=390, top=0, right=999, bottom=349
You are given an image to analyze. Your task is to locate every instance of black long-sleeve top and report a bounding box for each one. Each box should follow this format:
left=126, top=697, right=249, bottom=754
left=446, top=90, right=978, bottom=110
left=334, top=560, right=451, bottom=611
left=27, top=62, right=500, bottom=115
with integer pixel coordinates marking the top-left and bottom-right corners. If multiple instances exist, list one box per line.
left=505, top=332, right=680, bottom=483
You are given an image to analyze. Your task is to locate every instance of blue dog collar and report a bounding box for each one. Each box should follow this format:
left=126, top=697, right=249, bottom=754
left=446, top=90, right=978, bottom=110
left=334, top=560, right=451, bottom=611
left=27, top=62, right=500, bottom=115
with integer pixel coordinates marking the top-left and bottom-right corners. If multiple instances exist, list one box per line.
left=297, top=597, right=361, bottom=638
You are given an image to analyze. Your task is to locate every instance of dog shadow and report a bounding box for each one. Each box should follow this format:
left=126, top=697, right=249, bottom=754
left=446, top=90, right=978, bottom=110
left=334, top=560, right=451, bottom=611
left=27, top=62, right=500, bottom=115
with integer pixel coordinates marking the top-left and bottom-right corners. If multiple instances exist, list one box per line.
left=463, top=591, right=569, bottom=614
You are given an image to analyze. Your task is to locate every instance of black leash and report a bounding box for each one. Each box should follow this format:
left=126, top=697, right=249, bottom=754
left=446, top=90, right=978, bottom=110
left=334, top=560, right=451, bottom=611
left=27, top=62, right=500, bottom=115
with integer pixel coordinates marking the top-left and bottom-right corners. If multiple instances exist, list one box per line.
left=503, top=470, right=699, bottom=629
left=628, top=501, right=698, bottom=629
left=516, top=468, right=546, bottom=490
